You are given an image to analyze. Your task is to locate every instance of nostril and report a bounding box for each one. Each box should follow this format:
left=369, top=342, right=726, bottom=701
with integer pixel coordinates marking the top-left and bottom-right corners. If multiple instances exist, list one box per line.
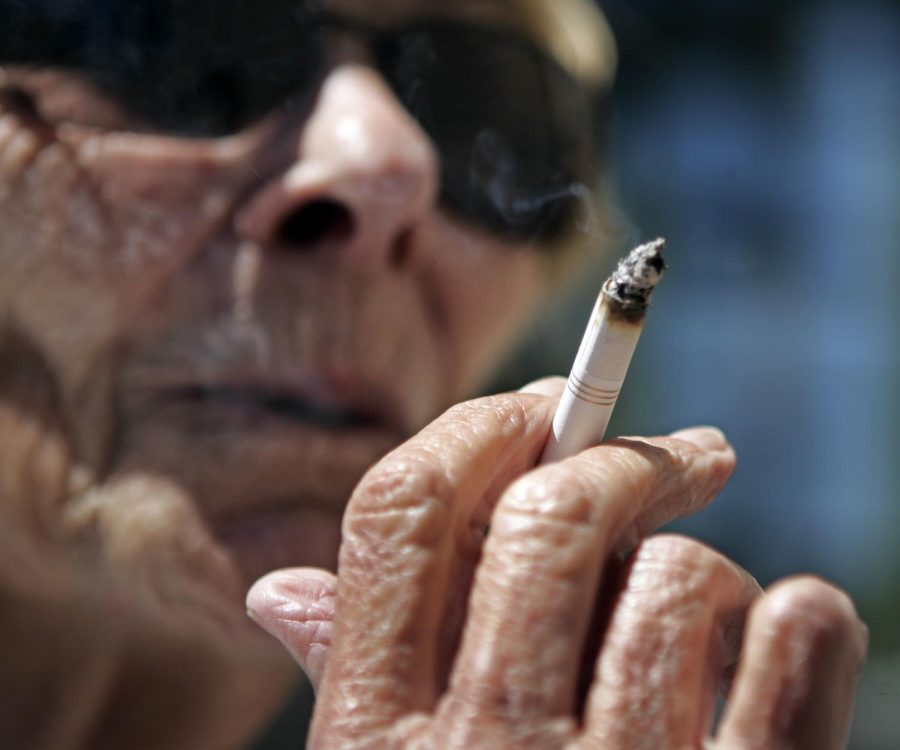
left=277, top=199, right=355, bottom=248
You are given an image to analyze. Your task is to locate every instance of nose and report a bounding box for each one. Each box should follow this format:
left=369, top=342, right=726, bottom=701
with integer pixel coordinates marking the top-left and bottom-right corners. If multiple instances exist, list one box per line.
left=236, top=66, right=440, bottom=270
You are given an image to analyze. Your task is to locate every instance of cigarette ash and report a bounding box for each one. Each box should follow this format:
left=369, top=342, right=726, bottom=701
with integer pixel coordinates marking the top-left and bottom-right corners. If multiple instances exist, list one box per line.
left=603, top=238, right=666, bottom=312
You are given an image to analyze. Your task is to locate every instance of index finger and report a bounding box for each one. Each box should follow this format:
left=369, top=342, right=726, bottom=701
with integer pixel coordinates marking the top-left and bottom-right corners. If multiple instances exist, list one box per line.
left=312, top=393, right=557, bottom=739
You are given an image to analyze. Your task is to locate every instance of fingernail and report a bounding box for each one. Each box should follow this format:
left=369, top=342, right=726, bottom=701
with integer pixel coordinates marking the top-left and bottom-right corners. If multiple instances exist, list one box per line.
left=671, top=426, right=729, bottom=452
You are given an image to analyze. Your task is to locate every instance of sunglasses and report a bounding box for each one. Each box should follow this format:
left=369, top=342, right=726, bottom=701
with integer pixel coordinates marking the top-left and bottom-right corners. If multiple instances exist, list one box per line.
left=1, top=0, right=608, bottom=241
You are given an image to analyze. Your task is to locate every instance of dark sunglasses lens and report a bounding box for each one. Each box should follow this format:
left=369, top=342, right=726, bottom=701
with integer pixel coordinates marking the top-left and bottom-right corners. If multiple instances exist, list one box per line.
left=1, top=0, right=327, bottom=136
left=382, top=23, right=599, bottom=241
left=3, top=5, right=603, bottom=241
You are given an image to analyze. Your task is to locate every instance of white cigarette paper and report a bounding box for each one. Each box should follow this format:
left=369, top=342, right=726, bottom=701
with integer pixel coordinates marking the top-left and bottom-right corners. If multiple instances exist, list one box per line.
left=540, top=238, right=666, bottom=464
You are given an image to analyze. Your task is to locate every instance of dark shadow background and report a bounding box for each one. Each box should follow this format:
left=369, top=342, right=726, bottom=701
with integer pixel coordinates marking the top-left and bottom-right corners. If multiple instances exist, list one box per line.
left=508, top=2, right=900, bottom=747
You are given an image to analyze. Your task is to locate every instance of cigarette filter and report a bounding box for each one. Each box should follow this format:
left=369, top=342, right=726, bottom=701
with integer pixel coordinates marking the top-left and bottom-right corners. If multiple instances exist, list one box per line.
left=540, top=238, right=666, bottom=464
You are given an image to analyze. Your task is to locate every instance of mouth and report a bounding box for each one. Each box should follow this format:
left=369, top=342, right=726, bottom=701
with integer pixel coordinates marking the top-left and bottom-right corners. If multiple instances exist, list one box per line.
left=168, top=384, right=386, bottom=431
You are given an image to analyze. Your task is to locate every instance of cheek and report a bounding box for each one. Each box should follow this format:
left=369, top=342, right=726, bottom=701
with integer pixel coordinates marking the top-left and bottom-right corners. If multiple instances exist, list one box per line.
left=0, top=128, right=242, bottom=384
left=430, top=228, right=545, bottom=395
left=0, top=123, right=253, bottom=471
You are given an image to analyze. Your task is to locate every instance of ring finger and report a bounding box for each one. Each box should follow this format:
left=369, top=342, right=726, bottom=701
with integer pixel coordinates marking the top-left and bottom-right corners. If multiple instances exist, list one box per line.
left=578, top=534, right=761, bottom=750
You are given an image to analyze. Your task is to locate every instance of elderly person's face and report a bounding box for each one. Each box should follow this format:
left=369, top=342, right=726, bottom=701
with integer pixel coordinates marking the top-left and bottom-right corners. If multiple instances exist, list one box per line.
left=0, top=0, right=606, bottom=589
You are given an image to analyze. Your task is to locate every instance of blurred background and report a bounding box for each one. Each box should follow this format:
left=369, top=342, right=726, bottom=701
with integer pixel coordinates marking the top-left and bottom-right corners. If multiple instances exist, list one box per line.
left=503, top=1, right=900, bottom=746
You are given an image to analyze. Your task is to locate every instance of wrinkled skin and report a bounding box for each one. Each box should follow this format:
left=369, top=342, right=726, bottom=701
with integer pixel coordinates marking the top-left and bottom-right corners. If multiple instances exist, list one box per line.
left=248, top=381, right=867, bottom=749
left=0, top=0, right=865, bottom=748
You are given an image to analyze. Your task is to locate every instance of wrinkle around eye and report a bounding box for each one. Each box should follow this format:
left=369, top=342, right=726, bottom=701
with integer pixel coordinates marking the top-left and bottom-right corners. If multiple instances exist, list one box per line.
left=1, top=69, right=150, bottom=134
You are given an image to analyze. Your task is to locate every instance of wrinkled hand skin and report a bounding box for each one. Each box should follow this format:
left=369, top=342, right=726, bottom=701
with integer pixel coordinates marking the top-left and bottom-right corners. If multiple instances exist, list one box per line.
left=249, top=384, right=868, bottom=750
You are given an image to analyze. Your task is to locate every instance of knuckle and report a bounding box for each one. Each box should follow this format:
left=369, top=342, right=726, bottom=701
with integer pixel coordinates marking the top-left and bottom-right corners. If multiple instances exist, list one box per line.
left=499, top=464, right=599, bottom=529
left=437, top=691, right=576, bottom=748
left=441, top=393, right=533, bottom=439
left=352, top=451, right=448, bottom=509
left=486, top=468, right=604, bottom=579
left=344, top=451, right=452, bottom=548
left=620, top=534, right=723, bottom=615
left=634, top=533, right=719, bottom=578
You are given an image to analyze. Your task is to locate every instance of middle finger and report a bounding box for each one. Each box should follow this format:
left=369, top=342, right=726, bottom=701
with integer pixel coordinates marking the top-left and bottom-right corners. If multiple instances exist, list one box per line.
left=312, top=393, right=556, bottom=739
left=442, top=430, right=736, bottom=741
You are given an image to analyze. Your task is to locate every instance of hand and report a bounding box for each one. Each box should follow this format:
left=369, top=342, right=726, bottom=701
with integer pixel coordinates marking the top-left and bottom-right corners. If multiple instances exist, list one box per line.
left=248, top=381, right=867, bottom=749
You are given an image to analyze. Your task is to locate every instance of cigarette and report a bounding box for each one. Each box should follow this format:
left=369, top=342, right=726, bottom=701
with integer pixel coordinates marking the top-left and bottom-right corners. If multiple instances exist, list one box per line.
left=539, top=238, right=666, bottom=464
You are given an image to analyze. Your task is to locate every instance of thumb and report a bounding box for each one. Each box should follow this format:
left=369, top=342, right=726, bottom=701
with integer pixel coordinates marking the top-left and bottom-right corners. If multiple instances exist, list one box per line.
left=246, top=568, right=337, bottom=691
